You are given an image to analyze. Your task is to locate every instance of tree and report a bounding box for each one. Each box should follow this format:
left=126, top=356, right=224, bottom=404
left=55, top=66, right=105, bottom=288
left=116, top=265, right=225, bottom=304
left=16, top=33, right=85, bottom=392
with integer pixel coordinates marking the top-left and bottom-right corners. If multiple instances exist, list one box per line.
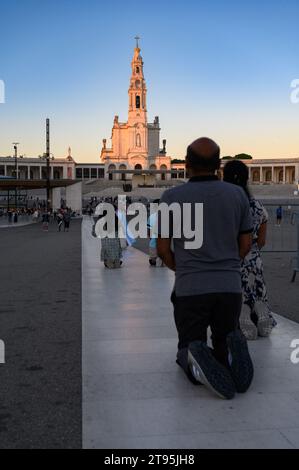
left=222, top=156, right=233, bottom=160
left=234, top=153, right=252, bottom=160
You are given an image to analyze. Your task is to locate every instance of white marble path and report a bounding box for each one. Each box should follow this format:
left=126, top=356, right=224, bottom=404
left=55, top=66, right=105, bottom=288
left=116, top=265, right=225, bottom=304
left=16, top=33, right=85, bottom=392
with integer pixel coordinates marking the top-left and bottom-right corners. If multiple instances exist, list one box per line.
left=82, top=217, right=299, bottom=449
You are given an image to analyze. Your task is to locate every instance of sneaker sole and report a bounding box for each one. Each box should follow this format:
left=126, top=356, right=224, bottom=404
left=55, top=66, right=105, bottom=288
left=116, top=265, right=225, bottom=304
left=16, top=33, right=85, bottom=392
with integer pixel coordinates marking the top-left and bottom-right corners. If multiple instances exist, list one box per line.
left=257, top=318, right=273, bottom=337
left=176, top=359, right=201, bottom=386
left=188, top=342, right=235, bottom=400
left=240, top=306, right=258, bottom=340
left=254, top=304, right=273, bottom=337
left=240, top=318, right=258, bottom=341
left=227, top=331, right=254, bottom=393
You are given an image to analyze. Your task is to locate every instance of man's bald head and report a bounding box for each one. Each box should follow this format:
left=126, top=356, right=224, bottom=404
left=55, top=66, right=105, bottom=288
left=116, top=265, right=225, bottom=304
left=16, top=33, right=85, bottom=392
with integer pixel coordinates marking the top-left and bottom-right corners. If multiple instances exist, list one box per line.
left=186, top=137, right=220, bottom=172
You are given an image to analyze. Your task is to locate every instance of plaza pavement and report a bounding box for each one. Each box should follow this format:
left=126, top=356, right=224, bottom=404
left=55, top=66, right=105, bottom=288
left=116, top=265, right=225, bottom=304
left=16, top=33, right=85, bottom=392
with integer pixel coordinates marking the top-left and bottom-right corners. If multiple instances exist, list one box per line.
left=82, top=216, right=299, bottom=449
left=0, top=220, right=82, bottom=449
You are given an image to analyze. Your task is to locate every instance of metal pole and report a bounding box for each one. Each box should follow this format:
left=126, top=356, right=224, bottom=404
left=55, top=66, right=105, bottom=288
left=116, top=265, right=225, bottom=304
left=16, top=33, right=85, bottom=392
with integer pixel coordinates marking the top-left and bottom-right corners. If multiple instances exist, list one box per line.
left=46, top=119, right=51, bottom=211
left=291, top=212, right=299, bottom=282
left=13, top=143, right=19, bottom=210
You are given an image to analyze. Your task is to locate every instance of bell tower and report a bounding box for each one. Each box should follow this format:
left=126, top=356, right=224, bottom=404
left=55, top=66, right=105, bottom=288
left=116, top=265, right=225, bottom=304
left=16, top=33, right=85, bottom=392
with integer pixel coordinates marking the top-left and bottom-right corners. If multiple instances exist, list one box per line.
left=128, top=36, right=147, bottom=126
left=100, top=37, right=172, bottom=178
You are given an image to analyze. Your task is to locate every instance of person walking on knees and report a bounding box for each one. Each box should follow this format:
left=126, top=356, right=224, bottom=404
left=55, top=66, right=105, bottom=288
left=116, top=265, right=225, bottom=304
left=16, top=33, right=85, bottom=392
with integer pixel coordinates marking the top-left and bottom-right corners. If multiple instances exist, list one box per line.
left=157, top=137, right=254, bottom=399
left=223, top=160, right=276, bottom=340
left=100, top=204, right=123, bottom=269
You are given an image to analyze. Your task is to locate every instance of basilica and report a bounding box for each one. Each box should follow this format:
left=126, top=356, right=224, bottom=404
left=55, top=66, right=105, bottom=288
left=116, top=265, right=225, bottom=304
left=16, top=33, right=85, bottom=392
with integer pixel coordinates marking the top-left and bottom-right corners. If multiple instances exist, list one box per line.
left=100, top=39, right=172, bottom=184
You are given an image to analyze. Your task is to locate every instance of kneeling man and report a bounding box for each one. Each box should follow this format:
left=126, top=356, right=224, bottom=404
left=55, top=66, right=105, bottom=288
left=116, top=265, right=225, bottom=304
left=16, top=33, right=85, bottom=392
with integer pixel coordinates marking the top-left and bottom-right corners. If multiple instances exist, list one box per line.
left=157, top=137, right=254, bottom=399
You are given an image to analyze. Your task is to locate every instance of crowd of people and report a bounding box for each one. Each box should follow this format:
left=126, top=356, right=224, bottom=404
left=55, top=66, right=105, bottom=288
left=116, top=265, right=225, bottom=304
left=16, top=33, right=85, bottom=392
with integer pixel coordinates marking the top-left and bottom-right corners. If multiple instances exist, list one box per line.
left=92, top=137, right=278, bottom=400
left=0, top=207, right=37, bottom=224
left=40, top=208, right=73, bottom=232
left=0, top=206, right=74, bottom=233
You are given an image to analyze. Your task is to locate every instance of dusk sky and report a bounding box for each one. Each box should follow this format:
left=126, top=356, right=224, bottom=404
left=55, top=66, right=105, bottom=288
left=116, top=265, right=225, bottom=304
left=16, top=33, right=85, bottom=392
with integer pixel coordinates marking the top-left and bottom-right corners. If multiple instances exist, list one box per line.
left=1, top=0, right=299, bottom=162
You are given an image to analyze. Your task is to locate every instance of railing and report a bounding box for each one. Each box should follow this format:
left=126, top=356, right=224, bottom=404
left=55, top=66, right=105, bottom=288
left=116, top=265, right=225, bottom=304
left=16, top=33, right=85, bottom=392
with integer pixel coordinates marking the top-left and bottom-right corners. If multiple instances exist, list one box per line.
left=262, top=204, right=298, bottom=252
left=261, top=204, right=299, bottom=282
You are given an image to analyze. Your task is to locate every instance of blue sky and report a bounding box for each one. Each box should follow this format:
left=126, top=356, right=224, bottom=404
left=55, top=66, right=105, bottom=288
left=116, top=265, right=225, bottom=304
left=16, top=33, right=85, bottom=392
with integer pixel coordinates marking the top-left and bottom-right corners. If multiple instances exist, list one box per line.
left=0, top=0, right=299, bottom=162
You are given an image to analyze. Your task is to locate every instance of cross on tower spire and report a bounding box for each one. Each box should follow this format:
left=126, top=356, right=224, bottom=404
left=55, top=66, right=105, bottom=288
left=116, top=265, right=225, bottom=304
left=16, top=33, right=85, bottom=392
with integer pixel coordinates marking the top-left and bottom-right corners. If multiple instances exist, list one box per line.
left=135, top=35, right=140, bottom=49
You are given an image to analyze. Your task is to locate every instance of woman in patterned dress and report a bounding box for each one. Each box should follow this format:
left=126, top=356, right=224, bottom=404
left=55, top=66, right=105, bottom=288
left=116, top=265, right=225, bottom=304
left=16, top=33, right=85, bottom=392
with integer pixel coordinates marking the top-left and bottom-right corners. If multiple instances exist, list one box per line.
left=223, top=160, right=276, bottom=340
left=92, top=203, right=123, bottom=269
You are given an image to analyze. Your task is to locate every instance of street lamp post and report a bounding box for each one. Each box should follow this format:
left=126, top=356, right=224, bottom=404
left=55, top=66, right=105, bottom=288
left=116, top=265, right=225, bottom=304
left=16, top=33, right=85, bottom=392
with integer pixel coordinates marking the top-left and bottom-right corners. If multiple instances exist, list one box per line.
left=46, top=119, right=51, bottom=212
left=13, top=142, right=19, bottom=210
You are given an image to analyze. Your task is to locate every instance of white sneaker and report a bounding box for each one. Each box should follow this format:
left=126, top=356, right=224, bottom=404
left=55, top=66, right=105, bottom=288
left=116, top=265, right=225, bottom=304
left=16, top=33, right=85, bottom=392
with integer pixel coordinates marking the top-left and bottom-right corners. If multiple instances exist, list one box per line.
left=254, top=301, right=273, bottom=337
left=240, top=304, right=258, bottom=340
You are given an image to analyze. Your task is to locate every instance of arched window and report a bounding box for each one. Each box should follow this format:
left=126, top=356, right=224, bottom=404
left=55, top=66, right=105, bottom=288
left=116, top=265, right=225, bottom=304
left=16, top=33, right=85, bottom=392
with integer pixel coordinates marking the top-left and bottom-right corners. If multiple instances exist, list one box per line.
left=160, top=164, right=167, bottom=181
left=135, top=164, right=142, bottom=170
left=136, top=67, right=140, bottom=74
left=136, top=95, right=140, bottom=109
left=136, top=134, right=141, bottom=147
left=108, top=164, right=116, bottom=181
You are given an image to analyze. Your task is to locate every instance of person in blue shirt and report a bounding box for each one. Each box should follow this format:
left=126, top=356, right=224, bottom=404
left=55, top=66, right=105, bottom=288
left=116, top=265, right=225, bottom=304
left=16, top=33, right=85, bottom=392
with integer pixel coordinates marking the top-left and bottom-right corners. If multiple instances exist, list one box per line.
left=276, top=206, right=283, bottom=226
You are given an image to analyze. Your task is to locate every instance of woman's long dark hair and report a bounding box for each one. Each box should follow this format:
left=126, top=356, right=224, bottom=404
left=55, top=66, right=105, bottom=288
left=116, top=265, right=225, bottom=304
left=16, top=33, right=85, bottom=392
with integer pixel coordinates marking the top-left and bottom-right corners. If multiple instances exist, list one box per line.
left=223, top=160, right=251, bottom=199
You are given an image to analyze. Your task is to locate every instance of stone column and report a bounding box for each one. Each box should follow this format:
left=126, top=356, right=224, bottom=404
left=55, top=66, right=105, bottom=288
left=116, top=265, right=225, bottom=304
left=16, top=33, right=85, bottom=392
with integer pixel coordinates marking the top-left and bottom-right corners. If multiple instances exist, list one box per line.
left=63, top=165, right=68, bottom=179
left=66, top=182, right=82, bottom=214
left=283, top=166, right=286, bottom=184
left=51, top=187, right=62, bottom=211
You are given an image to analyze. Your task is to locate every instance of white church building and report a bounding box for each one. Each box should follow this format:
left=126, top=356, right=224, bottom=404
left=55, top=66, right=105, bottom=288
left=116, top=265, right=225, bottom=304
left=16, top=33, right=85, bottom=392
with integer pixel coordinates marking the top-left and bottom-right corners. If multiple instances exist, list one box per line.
left=100, top=39, right=172, bottom=185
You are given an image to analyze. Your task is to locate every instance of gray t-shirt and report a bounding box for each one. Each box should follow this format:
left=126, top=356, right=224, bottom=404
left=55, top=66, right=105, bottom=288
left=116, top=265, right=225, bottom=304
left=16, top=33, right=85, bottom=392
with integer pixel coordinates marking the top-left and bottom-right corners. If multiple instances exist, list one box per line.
left=159, top=176, right=253, bottom=297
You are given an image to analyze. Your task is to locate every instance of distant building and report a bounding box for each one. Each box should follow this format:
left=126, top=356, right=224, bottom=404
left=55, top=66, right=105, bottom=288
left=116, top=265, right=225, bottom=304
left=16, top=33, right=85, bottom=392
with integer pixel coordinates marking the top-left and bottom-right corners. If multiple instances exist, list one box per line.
left=100, top=39, right=172, bottom=185
left=169, top=158, right=299, bottom=185
left=1, top=154, right=298, bottom=186
left=0, top=148, right=105, bottom=182
left=241, top=158, right=299, bottom=184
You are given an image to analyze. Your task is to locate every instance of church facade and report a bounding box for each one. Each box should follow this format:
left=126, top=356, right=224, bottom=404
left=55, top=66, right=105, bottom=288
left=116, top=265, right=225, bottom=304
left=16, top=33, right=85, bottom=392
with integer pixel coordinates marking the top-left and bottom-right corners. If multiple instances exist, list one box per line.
left=100, top=40, right=172, bottom=182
